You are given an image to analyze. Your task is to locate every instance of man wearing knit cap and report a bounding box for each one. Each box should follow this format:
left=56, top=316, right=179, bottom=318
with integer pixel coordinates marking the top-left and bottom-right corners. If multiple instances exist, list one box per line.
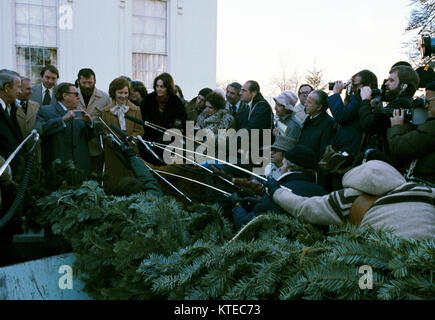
left=271, top=159, right=435, bottom=240
left=232, top=145, right=327, bottom=229
left=264, top=135, right=297, bottom=179
left=273, top=90, right=302, bottom=142
left=387, top=80, right=435, bottom=185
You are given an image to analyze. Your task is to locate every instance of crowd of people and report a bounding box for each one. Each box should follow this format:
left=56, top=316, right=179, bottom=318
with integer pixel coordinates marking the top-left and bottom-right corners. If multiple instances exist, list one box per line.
left=1, top=60, right=435, bottom=266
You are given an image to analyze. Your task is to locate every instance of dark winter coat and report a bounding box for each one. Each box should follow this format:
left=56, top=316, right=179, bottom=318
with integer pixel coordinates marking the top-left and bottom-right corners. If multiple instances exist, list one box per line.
left=359, top=96, right=413, bottom=156
left=236, top=93, right=273, bottom=132
left=328, top=93, right=363, bottom=154
left=232, top=171, right=327, bottom=228
left=387, top=117, right=435, bottom=184
left=235, top=93, right=274, bottom=151
left=36, top=102, right=95, bottom=175
left=142, top=92, right=187, bottom=143
left=130, top=156, right=163, bottom=195
left=298, top=111, right=336, bottom=160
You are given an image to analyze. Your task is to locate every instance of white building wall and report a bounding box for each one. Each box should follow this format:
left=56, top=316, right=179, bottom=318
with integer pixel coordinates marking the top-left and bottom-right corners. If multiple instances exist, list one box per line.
left=0, top=0, right=216, bottom=100
left=167, top=0, right=217, bottom=100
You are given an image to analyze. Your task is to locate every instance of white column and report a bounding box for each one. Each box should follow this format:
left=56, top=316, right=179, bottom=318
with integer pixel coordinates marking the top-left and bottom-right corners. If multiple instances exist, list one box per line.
left=0, top=0, right=17, bottom=70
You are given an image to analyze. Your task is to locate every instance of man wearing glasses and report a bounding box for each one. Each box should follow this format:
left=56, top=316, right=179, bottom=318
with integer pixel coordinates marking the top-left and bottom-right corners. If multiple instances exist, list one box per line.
left=387, top=80, right=435, bottom=185
left=294, top=84, right=313, bottom=124
left=36, top=83, right=95, bottom=176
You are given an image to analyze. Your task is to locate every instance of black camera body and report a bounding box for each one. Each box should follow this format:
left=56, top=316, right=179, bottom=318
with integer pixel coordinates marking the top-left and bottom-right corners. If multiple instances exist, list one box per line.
left=381, top=97, right=428, bottom=125
left=420, top=35, right=435, bottom=57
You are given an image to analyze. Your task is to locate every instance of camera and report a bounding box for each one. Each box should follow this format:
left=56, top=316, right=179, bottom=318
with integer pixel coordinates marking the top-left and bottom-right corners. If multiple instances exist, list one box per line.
left=419, top=35, right=435, bottom=58
left=381, top=97, right=428, bottom=125
left=328, top=82, right=353, bottom=96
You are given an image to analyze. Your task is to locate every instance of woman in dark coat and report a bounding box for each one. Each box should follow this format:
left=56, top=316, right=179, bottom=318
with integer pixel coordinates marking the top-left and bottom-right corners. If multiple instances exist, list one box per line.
left=142, top=73, right=186, bottom=144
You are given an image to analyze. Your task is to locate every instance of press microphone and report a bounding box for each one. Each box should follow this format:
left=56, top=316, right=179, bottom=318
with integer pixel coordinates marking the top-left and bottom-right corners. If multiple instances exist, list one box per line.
left=125, top=114, right=166, bottom=134
left=109, top=124, right=137, bottom=146
left=125, top=114, right=144, bottom=126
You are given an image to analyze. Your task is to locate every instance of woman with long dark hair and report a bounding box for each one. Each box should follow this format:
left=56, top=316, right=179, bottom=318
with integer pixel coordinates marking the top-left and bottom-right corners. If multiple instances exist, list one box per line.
left=143, top=72, right=186, bottom=144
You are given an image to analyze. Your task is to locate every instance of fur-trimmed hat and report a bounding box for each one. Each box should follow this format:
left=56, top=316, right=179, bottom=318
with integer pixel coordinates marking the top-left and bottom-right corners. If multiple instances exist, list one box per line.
left=274, top=91, right=298, bottom=111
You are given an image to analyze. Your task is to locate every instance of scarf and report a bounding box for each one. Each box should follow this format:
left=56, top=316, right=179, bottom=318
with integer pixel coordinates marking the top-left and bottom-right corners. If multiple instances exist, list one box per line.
left=156, top=94, right=169, bottom=113
left=110, top=104, right=129, bottom=130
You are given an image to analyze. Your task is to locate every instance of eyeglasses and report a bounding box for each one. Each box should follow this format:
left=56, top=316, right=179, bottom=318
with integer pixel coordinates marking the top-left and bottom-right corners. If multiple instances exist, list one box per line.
left=66, top=92, right=79, bottom=96
left=299, top=91, right=311, bottom=95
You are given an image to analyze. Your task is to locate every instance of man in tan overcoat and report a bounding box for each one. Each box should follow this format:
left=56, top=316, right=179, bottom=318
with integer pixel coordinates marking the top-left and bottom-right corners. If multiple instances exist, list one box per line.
left=16, top=77, right=42, bottom=183
left=76, top=68, right=111, bottom=174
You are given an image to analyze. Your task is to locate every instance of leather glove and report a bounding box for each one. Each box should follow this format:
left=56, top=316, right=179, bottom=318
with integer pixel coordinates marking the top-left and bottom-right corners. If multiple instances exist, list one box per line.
left=120, top=142, right=137, bottom=159
left=266, top=176, right=281, bottom=196
left=228, top=192, right=242, bottom=205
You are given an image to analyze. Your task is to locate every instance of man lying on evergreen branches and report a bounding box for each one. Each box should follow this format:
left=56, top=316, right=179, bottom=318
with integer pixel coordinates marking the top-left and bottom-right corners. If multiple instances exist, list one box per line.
left=231, top=145, right=328, bottom=229
left=266, top=158, right=435, bottom=240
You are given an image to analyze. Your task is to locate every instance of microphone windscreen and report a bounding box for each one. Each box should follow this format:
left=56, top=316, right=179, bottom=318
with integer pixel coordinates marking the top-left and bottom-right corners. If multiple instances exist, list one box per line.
left=109, top=123, right=127, bottom=139
left=125, top=114, right=144, bottom=126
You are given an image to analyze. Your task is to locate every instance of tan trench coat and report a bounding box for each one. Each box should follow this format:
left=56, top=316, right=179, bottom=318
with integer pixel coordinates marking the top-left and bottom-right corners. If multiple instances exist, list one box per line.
left=101, top=100, right=144, bottom=193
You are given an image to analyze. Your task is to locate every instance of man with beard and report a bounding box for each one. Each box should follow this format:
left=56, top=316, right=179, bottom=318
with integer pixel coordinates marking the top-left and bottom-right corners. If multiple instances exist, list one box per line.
left=387, top=81, right=435, bottom=185
left=359, top=65, right=420, bottom=158
left=76, top=68, right=111, bottom=174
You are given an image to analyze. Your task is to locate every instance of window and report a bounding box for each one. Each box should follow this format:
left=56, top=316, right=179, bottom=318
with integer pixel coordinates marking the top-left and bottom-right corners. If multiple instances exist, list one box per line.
left=132, top=0, right=168, bottom=89
left=15, top=0, right=58, bottom=82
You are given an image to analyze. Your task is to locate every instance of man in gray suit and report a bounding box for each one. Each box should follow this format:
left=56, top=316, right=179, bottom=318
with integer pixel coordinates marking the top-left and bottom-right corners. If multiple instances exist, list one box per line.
left=30, top=65, right=59, bottom=106
left=36, top=82, right=95, bottom=175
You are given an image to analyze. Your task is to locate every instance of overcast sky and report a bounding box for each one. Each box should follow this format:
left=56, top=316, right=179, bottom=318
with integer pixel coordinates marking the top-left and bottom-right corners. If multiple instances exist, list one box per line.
left=216, top=0, right=419, bottom=96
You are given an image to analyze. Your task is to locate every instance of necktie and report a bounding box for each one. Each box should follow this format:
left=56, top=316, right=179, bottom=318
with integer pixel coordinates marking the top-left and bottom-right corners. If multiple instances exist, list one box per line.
left=42, top=89, right=51, bottom=105
left=230, top=104, right=236, bottom=115
left=21, top=100, right=28, bottom=114
left=6, top=104, right=11, bottom=116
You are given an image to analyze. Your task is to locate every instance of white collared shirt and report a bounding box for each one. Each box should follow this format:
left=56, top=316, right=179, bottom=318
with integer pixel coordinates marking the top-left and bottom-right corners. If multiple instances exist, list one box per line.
left=226, top=100, right=242, bottom=112
left=309, top=112, right=321, bottom=120
left=0, top=98, right=7, bottom=112
left=42, top=84, right=54, bottom=100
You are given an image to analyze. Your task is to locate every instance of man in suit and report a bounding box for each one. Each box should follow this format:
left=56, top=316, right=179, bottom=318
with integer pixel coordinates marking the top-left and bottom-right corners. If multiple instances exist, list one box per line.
left=236, top=80, right=274, bottom=168
left=36, top=82, right=95, bottom=176
left=225, top=82, right=247, bottom=123
left=16, top=77, right=42, bottom=182
left=30, top=65, right=59, bottom=106
left=76, top=68, right=111, bottom=174
left=0, top=70, right=23, bottom=174
left=0, top=70, right=23, bottom=266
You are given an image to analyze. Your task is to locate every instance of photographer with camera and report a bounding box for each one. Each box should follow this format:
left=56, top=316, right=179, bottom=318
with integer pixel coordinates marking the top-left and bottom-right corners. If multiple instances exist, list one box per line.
left=328, top=69, right=378, bottom=155
left=359, top=65, right=420, bottom=158
left=386, top=81, right=435, bottom=185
